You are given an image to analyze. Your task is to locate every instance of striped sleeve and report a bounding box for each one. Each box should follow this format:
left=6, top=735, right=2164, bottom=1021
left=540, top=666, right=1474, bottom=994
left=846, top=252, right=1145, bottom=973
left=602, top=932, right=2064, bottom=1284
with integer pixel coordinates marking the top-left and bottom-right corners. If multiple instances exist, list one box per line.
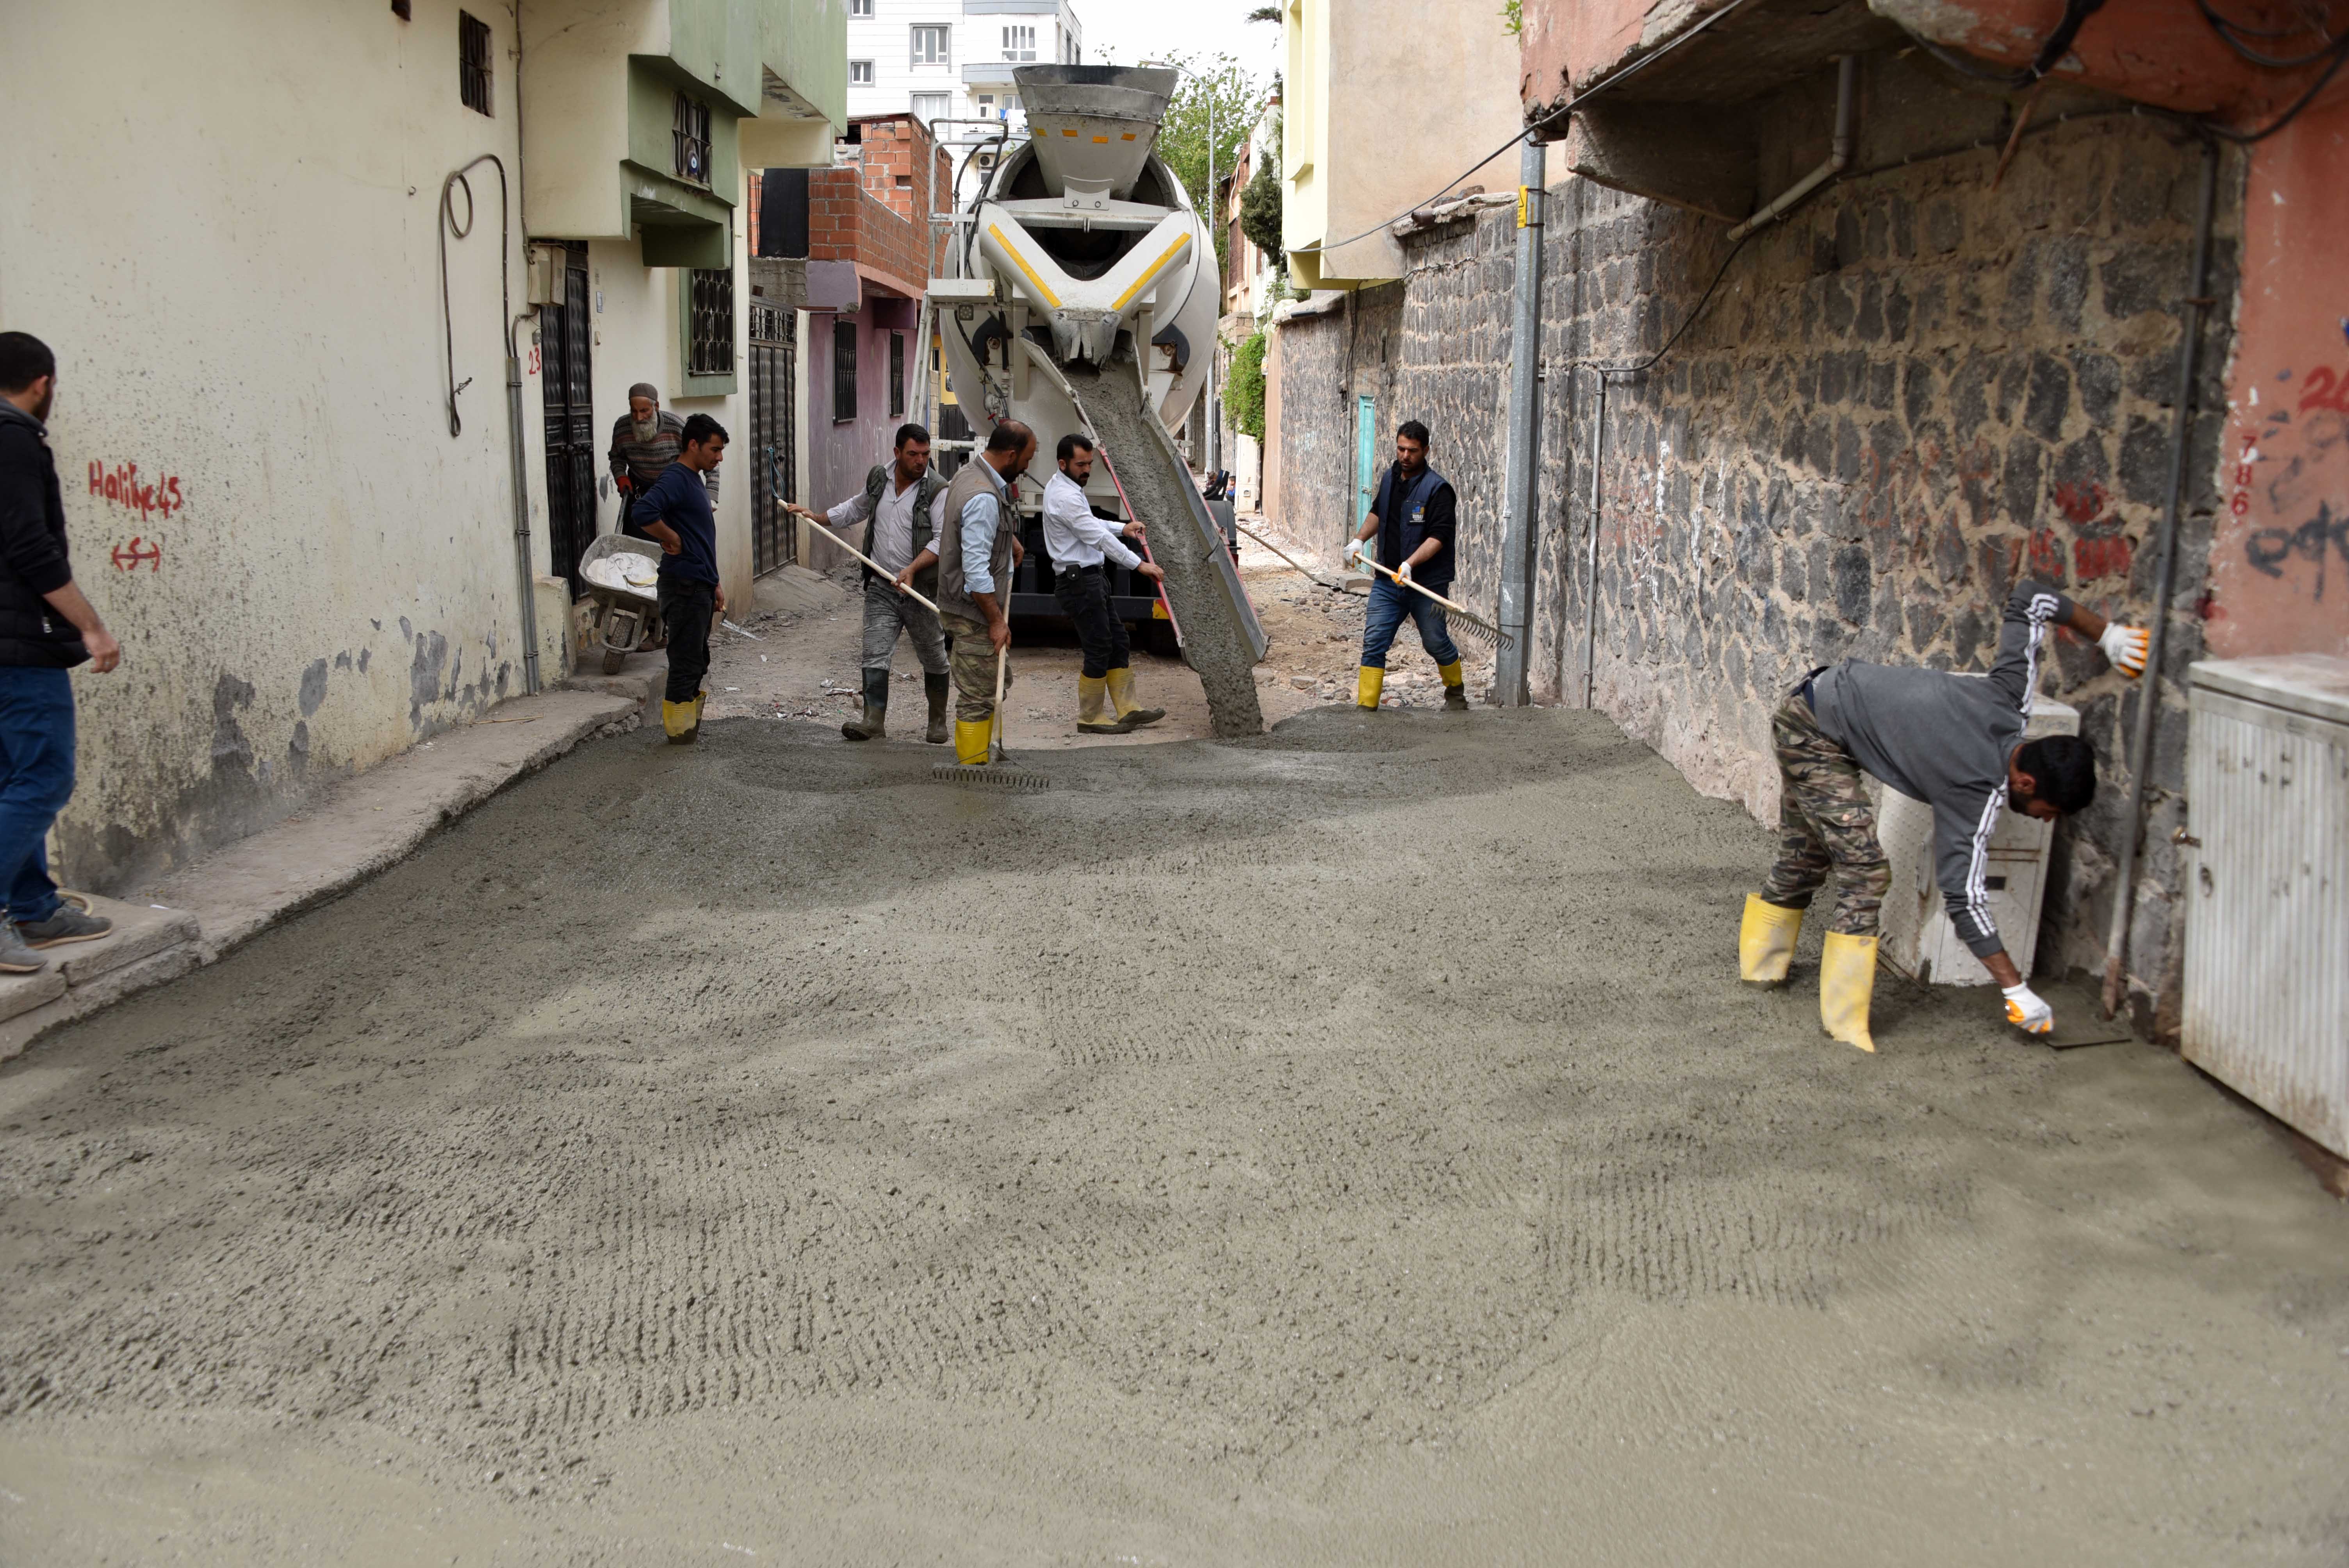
left=1936, top=787, right=2011, bottom=959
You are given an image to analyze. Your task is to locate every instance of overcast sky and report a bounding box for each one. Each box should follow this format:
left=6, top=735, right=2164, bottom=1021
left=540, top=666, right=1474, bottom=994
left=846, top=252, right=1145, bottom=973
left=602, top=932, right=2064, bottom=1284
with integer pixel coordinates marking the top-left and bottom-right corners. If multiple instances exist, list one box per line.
left=1077, top=0, right=1283, bottom=82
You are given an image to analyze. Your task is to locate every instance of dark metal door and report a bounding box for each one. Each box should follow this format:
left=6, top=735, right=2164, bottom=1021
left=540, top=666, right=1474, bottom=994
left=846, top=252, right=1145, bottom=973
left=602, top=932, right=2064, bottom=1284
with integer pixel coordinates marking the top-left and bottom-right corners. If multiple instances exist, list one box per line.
left=750, top=302, right=797, bottom=575
left=540, top=244, right=597, bottom=593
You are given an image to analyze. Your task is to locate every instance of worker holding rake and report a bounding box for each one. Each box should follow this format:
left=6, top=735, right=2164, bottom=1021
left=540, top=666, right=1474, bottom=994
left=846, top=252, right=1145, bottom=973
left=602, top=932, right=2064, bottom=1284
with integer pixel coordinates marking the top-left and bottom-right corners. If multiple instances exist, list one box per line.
left=913, top=419, right=1035, bottom=772
left=1346, top=420, right=1469, bottom=712
left=1738, top=577, right=2149, bottom=1052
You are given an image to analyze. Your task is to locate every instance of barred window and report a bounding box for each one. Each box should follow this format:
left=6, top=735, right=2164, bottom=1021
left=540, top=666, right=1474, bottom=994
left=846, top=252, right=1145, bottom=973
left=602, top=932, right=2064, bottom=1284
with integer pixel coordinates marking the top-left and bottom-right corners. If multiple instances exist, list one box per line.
left=889, top=331, right=906, bottom=417
left=459, top=12, right=493, bottom=116
left=689, top=268, right=734, bottom=376
left=833, top=319, right=859, bottom=421
left=674, top=93, right=712, bottom=185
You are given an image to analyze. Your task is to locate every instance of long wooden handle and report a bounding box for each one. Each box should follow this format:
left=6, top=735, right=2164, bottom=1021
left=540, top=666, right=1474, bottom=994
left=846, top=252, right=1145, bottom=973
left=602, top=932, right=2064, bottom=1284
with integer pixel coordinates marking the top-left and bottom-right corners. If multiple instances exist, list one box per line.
left=1235, top=522, right=1352, bottom=591
left=796, top=512, right=943, bottom=614
left=990, top=643, right=1009, bottom=763
left=1361, top=555, right=1470, bottom=615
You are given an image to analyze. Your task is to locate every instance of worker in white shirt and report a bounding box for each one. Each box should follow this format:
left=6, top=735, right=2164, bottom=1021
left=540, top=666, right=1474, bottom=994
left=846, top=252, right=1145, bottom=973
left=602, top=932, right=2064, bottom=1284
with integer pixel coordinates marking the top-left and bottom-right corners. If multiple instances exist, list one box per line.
left=785, top=422, right=952, bottom=743
left=1043, top=433, right=1165, bottom=734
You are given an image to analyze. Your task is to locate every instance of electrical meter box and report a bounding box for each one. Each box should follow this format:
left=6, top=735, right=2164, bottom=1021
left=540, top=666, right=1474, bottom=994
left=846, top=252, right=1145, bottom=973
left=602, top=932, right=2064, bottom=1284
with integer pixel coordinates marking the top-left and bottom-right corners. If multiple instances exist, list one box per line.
left=1875, top=691, right=2078, bottom=986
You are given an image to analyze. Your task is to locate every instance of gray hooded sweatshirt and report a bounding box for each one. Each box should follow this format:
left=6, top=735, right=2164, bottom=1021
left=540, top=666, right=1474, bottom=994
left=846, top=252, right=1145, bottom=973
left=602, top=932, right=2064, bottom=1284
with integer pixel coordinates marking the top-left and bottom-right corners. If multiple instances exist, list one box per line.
left=1807, top=579, right=2073, bottom=959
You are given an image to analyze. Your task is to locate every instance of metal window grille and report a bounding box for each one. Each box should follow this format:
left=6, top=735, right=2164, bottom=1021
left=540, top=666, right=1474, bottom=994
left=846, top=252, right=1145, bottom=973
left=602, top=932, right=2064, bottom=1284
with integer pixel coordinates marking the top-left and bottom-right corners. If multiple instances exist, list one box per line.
left=889, top=332, right=906, bottom=417
left=458, top=12, right=493, bottom=116
left=1001, top=25, right=1035, bottom=61
left=833, top=319, right=859, bottom=421
left=850, top=60, right=874, bottom=84
left=910, top=25, right=948, bottom=66
left=689, top=268, right=734, bottom=376
left=673, top=93, right=712, bottom=185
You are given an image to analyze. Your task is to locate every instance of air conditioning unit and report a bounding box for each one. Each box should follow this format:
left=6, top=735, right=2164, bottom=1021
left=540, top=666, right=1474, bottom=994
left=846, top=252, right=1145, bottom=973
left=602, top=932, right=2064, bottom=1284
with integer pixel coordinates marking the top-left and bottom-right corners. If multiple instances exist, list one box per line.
left=2181, top=654, right=2349, bottom=1156
left=1876, top=690, right=2078, bottom=986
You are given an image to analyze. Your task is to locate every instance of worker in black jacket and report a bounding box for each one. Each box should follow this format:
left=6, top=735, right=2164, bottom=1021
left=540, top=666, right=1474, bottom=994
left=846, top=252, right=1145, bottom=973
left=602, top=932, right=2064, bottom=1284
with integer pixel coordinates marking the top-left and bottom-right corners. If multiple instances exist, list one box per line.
left=0, top=333, right=121, bottom=973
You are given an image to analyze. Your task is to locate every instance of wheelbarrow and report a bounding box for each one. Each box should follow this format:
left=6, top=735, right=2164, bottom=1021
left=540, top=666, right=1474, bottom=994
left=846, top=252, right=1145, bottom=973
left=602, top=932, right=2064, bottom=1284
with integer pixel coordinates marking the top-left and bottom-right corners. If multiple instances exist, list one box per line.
left=579, top=533, right=667, bottom=676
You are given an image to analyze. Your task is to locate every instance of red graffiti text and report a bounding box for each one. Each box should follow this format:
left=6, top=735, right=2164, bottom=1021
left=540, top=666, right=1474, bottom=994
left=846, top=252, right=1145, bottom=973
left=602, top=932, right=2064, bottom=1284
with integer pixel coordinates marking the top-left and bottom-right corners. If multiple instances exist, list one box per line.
left=2297, top=365, right=2349, bottom=415
left=2073, top=533, right=2133, bottom=581
left=110, top=537, right=163, bottom=572
left=2051, top=478, right=2109, bottom=525
left=88, top=461, right=185, bottom=520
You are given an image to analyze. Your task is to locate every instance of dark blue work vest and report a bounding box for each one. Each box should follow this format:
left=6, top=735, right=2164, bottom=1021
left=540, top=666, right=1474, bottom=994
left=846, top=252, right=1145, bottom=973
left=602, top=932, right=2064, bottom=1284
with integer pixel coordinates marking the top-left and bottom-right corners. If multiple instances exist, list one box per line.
left=1373, top=462, right=1453, bottom=590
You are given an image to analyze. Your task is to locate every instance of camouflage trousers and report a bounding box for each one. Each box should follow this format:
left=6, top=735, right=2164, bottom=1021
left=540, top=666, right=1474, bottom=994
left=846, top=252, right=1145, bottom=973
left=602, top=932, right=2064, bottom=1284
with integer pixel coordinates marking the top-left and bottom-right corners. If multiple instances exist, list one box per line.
left=1759, top=690, right=1889, bottom=937
left=940, top=613, right=1011, bottom=724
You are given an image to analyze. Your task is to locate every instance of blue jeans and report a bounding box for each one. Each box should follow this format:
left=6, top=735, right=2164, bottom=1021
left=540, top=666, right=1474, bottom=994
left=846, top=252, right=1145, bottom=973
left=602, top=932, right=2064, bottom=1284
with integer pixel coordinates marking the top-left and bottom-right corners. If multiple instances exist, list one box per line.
left=1360, top=578, right=1460, bottom=670
left=0, top=666, right=75, bottom=925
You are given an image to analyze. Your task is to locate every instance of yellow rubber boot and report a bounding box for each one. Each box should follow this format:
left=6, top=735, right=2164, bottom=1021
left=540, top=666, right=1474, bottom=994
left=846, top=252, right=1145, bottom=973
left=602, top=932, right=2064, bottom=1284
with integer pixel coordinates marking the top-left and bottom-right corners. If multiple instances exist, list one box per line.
left=1078, top=674, right=1130, bottom=734
left=1738, top=894, right=1805, bottom=984
left=1105, top=666, right=1164, bottom=728
left=952, top=717, right=992, bottom=766
left=1819, top=931, right=1878, bottom=1053
left=1438, top=658, right=1469, bottom=711
left=661, top=698, right=699, bottom=745
left=1356, top=666, right=1385, bottom=711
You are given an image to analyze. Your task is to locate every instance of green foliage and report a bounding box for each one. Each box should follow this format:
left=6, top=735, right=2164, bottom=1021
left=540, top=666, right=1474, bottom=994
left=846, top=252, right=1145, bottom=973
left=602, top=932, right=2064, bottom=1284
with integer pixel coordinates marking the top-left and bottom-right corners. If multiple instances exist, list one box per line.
left=1501, top=0, right=1522, bottom=36
left=1240, top=159, right=1283, bottom=272
left=1247, top=3, right=1282, bottom=20
left=1153, top=52, right=1262, bottom=282
left=1228, top=331, right=1269, bottom=442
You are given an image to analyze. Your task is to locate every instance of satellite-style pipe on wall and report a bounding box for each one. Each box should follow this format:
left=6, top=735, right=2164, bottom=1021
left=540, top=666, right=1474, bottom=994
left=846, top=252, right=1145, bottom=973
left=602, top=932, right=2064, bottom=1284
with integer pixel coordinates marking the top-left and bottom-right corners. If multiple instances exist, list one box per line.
left=1726, top=54, right=1859, bottom=244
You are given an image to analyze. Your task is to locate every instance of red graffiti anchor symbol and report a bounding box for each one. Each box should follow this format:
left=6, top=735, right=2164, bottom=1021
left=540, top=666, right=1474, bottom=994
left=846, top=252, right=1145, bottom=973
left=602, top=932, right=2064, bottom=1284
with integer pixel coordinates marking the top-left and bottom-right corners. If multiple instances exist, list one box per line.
left=111, top=537, right=162, bottom=572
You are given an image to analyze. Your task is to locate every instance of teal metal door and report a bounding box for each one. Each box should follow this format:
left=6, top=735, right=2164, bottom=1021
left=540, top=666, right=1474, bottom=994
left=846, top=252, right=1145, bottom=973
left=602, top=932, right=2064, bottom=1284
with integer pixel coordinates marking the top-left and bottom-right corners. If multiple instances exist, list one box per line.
left=1355, top=395, right=1378, bottom=530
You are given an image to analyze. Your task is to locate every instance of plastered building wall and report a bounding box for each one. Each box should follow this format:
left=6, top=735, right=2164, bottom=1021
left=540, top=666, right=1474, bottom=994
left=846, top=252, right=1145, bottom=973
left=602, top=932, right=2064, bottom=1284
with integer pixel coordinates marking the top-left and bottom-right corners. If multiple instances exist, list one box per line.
left=0, top=4, right=552, bottom=891
left=0, top=2, right=780, bottom=894
left=1276, top=109, right=2244, bottom=1037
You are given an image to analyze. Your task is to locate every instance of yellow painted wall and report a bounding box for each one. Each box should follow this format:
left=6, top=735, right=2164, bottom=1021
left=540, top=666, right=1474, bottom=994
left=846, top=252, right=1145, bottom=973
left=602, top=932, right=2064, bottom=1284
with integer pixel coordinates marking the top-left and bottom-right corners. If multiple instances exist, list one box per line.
left=1281, top=0, right=1537, bottom=289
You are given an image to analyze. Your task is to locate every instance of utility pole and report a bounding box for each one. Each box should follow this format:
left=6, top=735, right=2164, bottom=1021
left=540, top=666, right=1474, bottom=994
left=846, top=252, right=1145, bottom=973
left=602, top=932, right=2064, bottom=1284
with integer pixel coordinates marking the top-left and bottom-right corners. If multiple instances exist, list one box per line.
left=1492, top=135, right=1547, bottom=705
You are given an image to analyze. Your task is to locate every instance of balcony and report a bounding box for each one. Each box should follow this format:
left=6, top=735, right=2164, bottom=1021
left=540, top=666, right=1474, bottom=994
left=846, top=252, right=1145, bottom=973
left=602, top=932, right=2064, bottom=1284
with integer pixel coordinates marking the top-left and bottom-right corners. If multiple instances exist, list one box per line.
left=519, top=0, right=845, bottom=267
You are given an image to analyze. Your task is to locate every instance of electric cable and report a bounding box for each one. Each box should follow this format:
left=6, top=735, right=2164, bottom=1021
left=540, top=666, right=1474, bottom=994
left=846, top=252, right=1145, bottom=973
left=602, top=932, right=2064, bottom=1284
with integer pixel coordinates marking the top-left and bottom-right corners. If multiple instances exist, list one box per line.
left=2196, top=0, right=2343, bottom=68
left=1562, top=228, right=1758, bottom=381
left=2198, top=29, right=2349, bottom=140
left=438, top=153, right=510, bottom=439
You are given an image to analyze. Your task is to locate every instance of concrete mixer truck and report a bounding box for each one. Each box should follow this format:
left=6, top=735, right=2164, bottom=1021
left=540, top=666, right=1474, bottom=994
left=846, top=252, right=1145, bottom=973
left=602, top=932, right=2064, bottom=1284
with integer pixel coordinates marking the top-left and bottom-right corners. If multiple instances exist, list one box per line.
left=927, top=64, right=1267, bottom=736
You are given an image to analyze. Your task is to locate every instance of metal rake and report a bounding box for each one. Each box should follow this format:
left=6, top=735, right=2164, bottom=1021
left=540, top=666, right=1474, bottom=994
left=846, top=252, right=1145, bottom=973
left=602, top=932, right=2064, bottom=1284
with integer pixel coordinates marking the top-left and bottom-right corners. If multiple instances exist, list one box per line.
left=1359, top=558, right=1516, bottom=654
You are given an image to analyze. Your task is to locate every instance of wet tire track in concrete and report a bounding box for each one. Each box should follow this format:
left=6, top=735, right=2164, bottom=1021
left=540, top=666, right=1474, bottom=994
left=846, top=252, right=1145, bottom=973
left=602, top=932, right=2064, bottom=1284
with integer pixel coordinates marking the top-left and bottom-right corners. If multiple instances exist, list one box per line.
left=3, top=707, right=2347, bottom=1560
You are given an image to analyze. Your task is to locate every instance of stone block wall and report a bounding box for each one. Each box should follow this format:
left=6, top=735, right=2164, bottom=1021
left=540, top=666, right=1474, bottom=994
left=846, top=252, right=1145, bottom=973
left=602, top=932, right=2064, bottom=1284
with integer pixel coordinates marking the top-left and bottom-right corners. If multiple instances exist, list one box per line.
left=1272, top=110, right=2240, bottom=1036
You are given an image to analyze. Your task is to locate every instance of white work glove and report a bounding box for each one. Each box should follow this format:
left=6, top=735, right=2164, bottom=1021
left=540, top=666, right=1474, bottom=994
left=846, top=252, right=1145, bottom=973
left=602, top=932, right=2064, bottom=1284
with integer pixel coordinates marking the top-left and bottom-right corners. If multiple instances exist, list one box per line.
left=2098, top=622, right=2150, bottom=679
left=1344, top=537, right=1369, bottom=567
left=2001, top=982, right=2055, bottom=1036
left=1395, top=560, right=1415, bottom=585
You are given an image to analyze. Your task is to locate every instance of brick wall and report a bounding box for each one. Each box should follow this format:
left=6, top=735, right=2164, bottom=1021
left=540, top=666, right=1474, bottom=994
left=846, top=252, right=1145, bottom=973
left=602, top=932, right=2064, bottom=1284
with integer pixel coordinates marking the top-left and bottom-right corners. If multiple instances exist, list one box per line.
left=745, top=115, right=952, bottom=286
left=1273, top=110, right=2240, bottom=1037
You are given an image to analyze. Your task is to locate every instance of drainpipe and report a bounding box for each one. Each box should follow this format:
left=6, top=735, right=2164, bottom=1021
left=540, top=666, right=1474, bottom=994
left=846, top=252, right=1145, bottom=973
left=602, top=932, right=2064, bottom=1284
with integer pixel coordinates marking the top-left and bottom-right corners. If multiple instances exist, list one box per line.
left=2100, top=137, right=2218, bottom=1020
left=1725, top=54, right=1858, bottom=244
left=505, top=319, right=542, bottom=695
left=1493, top=134, right=1549, bottom=705
left=1580, top=371, right=1607, bottom=708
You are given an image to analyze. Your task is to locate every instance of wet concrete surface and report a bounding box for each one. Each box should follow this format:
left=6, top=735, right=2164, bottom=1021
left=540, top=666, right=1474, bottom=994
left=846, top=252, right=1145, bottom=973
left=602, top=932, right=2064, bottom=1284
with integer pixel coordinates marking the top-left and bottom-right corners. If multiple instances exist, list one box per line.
left=2, top=704, right=2346, bottom=1564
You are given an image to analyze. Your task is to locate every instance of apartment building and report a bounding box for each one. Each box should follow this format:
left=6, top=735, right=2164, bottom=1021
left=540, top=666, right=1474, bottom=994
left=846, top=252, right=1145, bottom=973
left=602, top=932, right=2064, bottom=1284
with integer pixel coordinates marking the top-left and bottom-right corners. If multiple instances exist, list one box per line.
left=844, top=0, right=1084, bottom=147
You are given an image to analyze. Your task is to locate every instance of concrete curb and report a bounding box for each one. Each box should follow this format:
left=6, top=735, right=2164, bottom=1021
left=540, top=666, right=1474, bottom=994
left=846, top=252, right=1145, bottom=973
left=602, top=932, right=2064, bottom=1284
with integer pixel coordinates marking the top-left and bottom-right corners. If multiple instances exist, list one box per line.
left=0, top=686, right=639, bottom=1063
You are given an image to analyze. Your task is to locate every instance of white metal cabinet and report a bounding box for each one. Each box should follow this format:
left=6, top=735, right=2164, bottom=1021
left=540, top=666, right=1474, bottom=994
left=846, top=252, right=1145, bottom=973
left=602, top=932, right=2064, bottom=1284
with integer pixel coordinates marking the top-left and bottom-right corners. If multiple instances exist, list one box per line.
left=1877, top=695, right=2078, bottom=986
left=2182, top=655, right=2349, bottom=1157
